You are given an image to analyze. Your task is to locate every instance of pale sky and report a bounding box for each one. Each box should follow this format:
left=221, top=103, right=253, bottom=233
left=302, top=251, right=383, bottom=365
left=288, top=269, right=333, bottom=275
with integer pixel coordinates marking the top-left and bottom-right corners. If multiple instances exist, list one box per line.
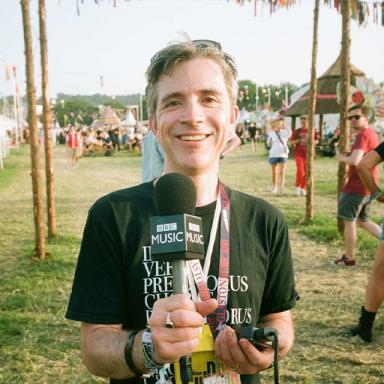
left=0, top=0, right=383, bottom=98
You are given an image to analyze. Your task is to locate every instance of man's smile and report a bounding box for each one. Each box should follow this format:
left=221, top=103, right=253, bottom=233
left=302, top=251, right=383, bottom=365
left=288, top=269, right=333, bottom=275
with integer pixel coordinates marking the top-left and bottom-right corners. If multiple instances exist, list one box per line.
left=178, top=134, right=210, bottom=141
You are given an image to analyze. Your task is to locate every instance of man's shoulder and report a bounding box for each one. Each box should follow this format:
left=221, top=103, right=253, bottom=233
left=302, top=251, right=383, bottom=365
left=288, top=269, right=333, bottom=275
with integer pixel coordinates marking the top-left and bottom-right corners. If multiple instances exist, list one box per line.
left=90, top=182, right=154, bottom=214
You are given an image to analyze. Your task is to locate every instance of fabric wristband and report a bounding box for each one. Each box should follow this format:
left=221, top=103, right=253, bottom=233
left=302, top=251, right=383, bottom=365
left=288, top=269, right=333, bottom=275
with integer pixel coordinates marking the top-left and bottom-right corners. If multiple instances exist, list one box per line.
left=124, top=330, right=142, bottom=377
left=141, top=328, right=164, bottom=377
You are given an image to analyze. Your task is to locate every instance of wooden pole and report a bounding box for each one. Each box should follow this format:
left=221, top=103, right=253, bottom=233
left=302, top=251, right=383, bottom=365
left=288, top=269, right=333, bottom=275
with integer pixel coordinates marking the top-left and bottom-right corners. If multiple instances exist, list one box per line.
left=305, top=0, right=320, bottom=223
left=337, top=0, right=351, bottom=234
left=21, top=0, right=46, bottom=258
left=39, top=0, right=57, bottom=239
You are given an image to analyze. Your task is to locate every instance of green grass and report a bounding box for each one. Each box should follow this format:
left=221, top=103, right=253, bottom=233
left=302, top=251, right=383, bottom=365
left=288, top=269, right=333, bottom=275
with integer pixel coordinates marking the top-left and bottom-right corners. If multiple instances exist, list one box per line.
left=1, top=143, right=384, bottom=383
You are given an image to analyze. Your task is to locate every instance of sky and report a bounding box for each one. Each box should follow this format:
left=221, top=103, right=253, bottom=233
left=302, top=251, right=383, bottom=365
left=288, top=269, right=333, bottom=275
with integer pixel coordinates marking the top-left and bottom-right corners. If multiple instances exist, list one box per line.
left=0, top=0, right=383, bottom=98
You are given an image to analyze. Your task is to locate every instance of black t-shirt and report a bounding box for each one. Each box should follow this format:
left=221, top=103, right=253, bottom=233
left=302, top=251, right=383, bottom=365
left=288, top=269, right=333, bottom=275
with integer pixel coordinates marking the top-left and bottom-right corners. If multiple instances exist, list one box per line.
left=375, top=141, right=384, bottom=160
left=66, top=182, right=297, bottom=383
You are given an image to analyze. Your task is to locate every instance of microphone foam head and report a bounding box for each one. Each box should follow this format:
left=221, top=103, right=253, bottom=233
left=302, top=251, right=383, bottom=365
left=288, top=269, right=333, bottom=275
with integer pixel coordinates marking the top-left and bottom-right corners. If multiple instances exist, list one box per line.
left=154, top=173, right=196, bottom=215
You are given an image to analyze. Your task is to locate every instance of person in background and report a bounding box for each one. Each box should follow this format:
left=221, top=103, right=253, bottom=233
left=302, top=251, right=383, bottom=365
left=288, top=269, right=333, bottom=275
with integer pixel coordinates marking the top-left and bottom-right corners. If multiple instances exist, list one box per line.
left=248, top=122, right=258, bottom=152
left=66, top=125, right=82, bottom=168
left=335, top=104, right=381, bottom=267
left=267, top=117, right=291, bottom=195
left=142, top=130, right=165, bottom=182
left=290, top=115, right=309, bottom=196
left=349, top=141, right=384, bottom=341
left=235, top=122, right=245, bottom=148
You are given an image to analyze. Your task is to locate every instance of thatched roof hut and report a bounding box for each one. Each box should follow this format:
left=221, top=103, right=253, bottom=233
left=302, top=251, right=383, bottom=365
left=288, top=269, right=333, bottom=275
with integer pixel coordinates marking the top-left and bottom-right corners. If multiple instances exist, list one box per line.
left=91, top=106, right=121, bottom=130
left=285, top=54, right=365, bottom=117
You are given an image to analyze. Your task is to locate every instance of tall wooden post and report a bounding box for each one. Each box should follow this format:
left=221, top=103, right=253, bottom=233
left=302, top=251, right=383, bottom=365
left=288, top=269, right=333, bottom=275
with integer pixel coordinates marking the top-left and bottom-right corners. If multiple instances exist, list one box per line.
left=21, top=0, right=46, bottom=258
left=337, top=0, right=351, bottom=233
left=305, top=0, right=320, bottom=223
left=39, top=0, right=57, bottom=239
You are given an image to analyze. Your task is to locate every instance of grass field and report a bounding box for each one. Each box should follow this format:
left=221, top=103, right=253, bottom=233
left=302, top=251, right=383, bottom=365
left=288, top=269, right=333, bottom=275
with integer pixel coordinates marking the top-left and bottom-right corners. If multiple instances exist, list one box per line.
left=1, top=143, right=384, bottom=384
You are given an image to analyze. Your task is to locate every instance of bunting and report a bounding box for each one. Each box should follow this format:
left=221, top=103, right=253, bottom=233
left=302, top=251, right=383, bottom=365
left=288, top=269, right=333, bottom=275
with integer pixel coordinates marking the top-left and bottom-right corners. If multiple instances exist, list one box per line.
left=231, top=0, right=384, bottom=27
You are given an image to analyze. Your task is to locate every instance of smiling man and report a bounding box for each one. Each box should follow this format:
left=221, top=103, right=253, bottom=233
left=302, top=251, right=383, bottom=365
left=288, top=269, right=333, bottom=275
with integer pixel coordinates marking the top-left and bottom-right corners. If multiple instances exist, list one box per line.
left=66, top=39, right=297, bottom=384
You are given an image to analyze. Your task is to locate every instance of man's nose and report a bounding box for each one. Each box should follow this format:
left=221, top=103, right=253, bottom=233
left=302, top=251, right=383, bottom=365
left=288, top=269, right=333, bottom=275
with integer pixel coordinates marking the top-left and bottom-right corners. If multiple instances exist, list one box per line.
left=179, top=99, right=204, bottom=125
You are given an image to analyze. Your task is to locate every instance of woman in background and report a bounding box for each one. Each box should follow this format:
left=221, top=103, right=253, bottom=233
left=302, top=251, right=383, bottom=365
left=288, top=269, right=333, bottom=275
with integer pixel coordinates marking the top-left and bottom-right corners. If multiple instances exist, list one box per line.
left=267, top=117, right=291, bottom=195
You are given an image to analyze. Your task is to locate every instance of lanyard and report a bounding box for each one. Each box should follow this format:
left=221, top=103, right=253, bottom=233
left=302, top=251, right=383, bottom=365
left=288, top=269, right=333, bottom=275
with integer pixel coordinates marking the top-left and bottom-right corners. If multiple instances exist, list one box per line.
left=187, top=182, right=230, bottom=336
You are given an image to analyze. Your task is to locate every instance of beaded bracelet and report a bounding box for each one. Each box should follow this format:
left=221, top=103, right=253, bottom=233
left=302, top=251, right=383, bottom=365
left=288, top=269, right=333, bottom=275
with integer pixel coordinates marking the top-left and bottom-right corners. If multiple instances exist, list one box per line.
left=124, top=330, right=142, bottom=377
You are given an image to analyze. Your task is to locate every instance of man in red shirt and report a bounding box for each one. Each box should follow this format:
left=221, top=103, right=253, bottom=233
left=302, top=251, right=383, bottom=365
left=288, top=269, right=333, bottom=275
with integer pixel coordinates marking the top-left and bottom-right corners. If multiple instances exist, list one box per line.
left=335, top=104, right=381, bottom=266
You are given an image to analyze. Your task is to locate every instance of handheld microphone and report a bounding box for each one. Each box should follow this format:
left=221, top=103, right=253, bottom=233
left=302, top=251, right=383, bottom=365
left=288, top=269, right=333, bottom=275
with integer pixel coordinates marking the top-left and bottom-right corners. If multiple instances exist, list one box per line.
left=151, top=173, right=204, bottom=384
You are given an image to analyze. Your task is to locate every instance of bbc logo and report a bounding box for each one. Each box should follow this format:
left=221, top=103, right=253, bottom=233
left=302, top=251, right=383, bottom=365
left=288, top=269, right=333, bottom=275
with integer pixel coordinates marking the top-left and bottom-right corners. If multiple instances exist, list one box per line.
left=157, top=223, right=177, bottom=232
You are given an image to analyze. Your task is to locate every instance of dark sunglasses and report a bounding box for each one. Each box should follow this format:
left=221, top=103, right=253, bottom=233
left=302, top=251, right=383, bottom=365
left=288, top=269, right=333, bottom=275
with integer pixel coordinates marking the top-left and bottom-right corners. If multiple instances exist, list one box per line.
left=150, top=39, right=222, bottom=63
left=348, top=115, right=363, bottom=121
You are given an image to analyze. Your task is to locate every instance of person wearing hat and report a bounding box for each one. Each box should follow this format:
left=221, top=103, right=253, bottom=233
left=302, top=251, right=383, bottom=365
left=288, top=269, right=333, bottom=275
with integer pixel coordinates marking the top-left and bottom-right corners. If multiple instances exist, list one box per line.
left=289, top=115, right=309, bottom=196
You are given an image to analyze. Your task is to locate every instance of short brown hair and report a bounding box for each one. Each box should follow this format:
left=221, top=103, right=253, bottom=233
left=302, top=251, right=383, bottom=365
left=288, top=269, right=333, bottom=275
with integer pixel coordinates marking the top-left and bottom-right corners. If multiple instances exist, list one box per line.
left=145, top=39, right=238, bottom=118
left=348, top=104, right=370, bottom=117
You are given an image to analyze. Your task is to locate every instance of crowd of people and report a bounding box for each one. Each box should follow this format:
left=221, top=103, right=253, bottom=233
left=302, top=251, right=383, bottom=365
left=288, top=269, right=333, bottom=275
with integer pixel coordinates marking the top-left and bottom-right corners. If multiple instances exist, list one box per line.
left=63, top=123, right=148, bottom=167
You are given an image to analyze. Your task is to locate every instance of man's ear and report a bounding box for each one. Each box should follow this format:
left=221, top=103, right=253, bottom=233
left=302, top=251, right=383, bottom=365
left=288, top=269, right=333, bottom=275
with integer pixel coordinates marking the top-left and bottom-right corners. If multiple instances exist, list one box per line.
left=230, top=105, right=239, bottom=136
left=148, top=117, right=157, bottom=135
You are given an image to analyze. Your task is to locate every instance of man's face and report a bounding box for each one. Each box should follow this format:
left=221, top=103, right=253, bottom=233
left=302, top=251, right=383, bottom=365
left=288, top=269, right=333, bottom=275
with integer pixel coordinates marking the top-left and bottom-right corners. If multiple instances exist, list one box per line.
left=348, top=108, right=368, bottom=130
left=150, top=58, right=238, bottom=175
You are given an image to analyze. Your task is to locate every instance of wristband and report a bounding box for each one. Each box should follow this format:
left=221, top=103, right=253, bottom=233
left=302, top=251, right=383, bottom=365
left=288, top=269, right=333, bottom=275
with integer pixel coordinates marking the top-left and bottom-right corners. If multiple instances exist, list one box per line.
left=370, top=188, right=383, bottom=201
left=141, top=328, right=164, bottom=377
left=124, top=330, right=142, bottom=377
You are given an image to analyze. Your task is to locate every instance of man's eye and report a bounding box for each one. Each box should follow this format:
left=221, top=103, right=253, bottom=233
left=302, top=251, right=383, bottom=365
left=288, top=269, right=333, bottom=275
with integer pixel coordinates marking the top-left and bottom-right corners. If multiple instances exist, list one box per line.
left=203, top=96, right=218, bottom=103
left=164, top=100, right=180, bottom=108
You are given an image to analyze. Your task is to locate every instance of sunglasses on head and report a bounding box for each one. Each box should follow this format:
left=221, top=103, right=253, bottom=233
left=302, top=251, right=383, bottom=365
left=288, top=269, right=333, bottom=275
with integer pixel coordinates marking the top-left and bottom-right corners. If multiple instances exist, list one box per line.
left=348, top=115, right=363, bottom=121
left=150, top=39, right=222, bottom=63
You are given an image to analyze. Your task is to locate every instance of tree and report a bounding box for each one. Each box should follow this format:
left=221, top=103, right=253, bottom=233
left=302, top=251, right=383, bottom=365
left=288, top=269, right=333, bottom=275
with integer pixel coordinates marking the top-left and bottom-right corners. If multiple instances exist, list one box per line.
left=39, top=0, right=57, bottom=239
left=337, top=0, right=351, bottom=233
left=21, top=0, right=46, bottom=259
left=305, top=0, right=320, bottom=223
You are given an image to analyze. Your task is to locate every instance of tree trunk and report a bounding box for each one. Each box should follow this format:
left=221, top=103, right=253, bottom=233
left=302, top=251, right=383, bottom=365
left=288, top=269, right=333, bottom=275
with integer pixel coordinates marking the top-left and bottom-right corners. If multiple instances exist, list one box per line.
left=305, top=0, right=320, bottom=223
left=337, top=0, right=351, bottom=234
left=39, top=0, right=57, bottom=239
left=21, top=0, right=46, bottom=258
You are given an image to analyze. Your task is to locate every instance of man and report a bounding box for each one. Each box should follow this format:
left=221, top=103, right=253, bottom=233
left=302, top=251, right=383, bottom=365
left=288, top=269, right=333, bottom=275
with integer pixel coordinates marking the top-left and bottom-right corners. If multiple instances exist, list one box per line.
left=349, top=142, right=384, bottom=342
left=335, top=104, right=381, bottom=266
left=290, top=115, right=309, bottom=196
left=66, top=40, right=297, bottom=384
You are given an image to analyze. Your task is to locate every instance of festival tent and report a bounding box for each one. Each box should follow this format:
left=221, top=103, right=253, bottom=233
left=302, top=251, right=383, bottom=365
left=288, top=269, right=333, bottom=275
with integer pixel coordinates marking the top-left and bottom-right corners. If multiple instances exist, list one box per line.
left=91, top=106, right=121, bottom=130
left=285, top=54, right=366, bottom=118
left=122, top=108, right=136, bottom=127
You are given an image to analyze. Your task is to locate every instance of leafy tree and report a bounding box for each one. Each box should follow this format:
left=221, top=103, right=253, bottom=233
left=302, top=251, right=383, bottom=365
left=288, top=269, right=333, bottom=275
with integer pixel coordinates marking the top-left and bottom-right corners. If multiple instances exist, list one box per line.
left=53, top=99, right=98, bottom=127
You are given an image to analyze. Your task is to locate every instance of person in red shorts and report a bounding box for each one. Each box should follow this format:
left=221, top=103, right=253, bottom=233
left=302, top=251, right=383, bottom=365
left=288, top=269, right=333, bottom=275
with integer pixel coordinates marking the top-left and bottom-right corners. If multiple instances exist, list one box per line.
left=290, top=115, right=309, bottom=196
left=335, top=104, right=381, bottom=266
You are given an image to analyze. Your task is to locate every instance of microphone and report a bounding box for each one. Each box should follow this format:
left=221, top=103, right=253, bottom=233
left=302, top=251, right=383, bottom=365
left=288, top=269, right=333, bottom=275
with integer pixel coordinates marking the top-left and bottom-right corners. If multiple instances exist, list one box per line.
left=151, top=173, right=204, bottom=384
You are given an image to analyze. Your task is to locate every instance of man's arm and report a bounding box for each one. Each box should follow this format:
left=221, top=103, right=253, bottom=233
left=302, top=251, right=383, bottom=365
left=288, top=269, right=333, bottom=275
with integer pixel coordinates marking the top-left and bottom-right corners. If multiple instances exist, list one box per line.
left=221, top=135, right=241, bottom=157
left=80, top=295, right=218, bottom=379
left=214, top=310, right=294, bottom=375
left=256, top=310, right=294, bottom=359
left=337, top=149, right=364, bottom=166
left=357, top=150, right=384, bottom=202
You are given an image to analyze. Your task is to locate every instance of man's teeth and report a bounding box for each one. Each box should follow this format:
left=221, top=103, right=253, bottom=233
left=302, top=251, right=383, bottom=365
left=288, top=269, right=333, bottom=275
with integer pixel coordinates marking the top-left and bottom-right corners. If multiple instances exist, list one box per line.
left=180, top=135, right=207, bottom=141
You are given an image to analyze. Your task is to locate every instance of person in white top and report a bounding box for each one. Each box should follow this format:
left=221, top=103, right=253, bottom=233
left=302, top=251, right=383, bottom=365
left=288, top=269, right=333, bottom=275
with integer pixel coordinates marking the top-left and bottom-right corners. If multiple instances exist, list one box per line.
left=266, top=117, right=291, bottom=195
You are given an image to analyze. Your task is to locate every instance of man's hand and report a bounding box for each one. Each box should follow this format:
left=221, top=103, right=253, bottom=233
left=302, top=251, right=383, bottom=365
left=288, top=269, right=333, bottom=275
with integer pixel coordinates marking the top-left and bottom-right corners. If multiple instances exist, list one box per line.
left=149, top=295, right=218, bottom=364
left=214, top=326, right=274, bottom=375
